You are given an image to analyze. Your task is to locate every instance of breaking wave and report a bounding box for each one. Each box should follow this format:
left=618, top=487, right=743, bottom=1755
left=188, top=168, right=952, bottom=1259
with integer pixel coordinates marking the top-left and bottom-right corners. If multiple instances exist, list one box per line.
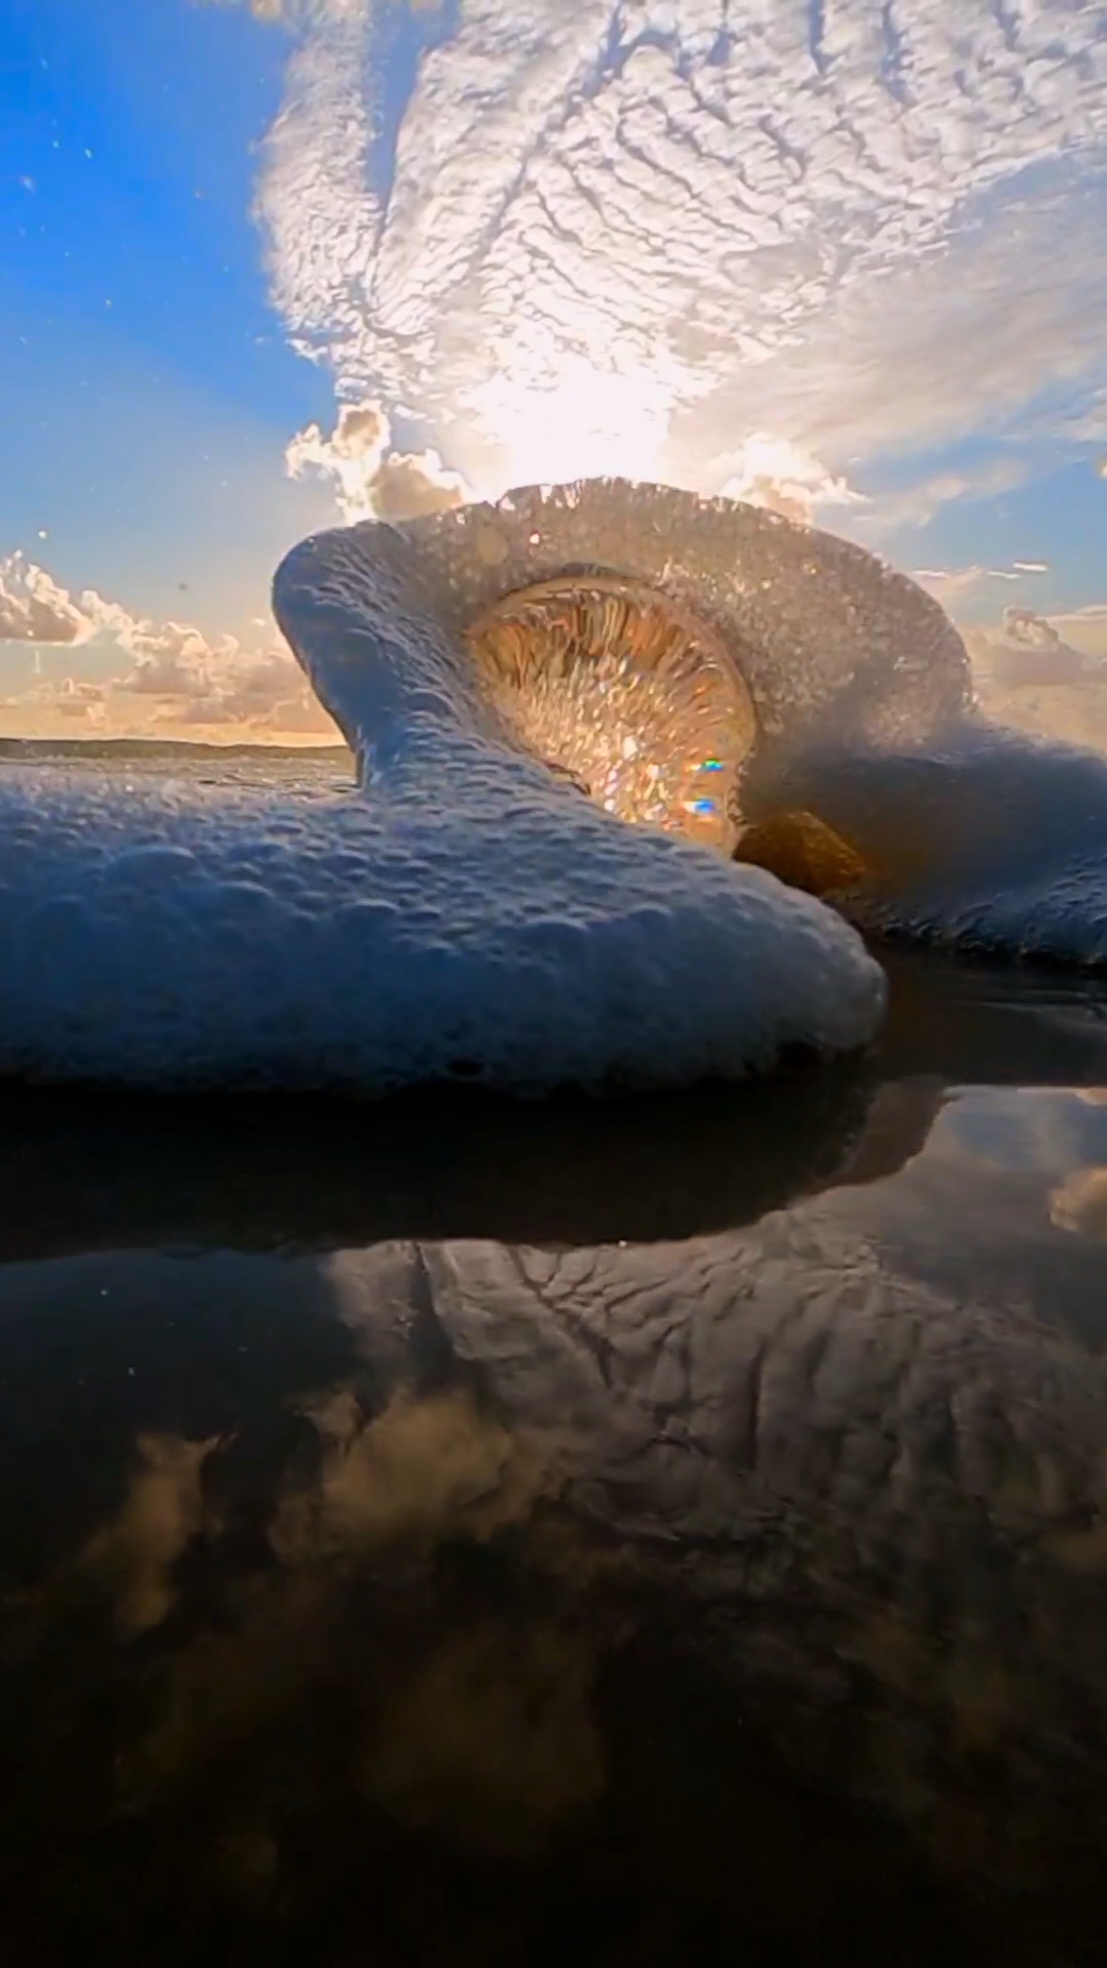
left=3, top=477, right=1102, bottom=1095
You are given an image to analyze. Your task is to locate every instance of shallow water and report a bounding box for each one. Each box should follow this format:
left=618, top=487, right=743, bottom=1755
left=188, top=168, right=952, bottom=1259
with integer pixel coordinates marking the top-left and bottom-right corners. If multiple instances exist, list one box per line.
left=0, top=735, right=356, bottom=791
left=4, top=857, right=1107, bottom=1961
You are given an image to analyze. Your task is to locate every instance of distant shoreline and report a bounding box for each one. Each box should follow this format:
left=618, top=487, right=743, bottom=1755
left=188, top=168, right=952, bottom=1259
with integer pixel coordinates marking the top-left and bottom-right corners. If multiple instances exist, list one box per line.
left=0, top=737, right=353, bottom=762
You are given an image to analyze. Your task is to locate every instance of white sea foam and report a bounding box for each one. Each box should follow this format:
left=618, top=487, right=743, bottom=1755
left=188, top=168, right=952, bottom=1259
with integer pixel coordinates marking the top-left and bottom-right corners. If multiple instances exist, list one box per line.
left=760, top=722, right=1107, bottom=966
left=0, top=498, right=895, bottom=1094
left=12, top=478, right=1107, bottom=1095
left=0, top=755, right=884, bottom=1093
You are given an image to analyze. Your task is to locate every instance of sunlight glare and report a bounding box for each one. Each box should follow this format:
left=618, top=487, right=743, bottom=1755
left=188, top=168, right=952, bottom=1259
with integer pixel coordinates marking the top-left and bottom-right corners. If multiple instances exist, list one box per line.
left=465, top=361, right=675, bottom=493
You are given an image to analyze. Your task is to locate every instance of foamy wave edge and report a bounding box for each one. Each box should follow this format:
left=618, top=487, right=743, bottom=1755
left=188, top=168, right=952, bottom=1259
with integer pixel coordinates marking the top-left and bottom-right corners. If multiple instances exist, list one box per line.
left=0, top=487, right=899, bottom=1095
left=752, top=721, right=1107, bottom=968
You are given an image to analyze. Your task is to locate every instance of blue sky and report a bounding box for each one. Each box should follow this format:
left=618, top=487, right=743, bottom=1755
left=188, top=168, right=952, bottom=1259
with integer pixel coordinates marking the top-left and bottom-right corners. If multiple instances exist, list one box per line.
left=2, top=0, right=1106, bottom=740
left=1, top=0, right=334, bottom=632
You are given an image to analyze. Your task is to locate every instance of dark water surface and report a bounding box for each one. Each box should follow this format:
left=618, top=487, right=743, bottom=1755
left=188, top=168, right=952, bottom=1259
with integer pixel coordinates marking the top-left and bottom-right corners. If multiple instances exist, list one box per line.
left=4, top=950, right=1107, bottom=1963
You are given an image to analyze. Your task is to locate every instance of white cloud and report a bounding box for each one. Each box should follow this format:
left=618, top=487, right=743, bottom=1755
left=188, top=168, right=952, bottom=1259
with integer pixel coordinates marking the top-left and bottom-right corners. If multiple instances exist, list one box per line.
left=0, top=552, right=97, bottom=645
left=114, top=620, right=233, bottom=695
left=285, top=400, right=470, bottom=521
left=912, top=566, right=990, bottom=605
left=198, top=0, right=292, bottom=21
left=718, top=433, right=865, bottom=525
left=207, top=1, right=447, bottom=20
left=0, top=552, right=335, bottom=740
left=286, top=401, right=389, bottom=515
left=253, top=1, right=1107, bottom=509
left=964, top=603, right=1102, bottom=691
left=367, top=447, right=471, bottom=520
left=855, top=452, right=1035, bottom=537
left=31, top=677, right=109, bottom=724
left=1002, top=606, right=1065, bottom=650
left=912, top=562, right=1051, bottom=606
left=962, top=601, right=1107, bottom=662
left=1043, top=605, right=1107, bottom=663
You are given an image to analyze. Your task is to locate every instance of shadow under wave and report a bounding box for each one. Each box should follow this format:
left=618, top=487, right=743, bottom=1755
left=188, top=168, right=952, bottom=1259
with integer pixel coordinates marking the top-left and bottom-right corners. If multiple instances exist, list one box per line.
left=6, top=949, right=1107, bottom=1263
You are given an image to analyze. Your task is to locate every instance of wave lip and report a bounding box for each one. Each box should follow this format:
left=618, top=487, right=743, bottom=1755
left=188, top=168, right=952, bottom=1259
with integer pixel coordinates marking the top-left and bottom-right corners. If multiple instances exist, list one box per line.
left=392, top=478, right=971, bottom=762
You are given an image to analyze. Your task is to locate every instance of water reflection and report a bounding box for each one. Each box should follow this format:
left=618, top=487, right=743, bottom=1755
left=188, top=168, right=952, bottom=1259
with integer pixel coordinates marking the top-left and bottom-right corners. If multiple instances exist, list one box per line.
left=7, top=953, right=1107, bottom=1262
left=5, top=1041, right=1107, bottom=1956
left=1051, top=1165, right=1107, bottom=1240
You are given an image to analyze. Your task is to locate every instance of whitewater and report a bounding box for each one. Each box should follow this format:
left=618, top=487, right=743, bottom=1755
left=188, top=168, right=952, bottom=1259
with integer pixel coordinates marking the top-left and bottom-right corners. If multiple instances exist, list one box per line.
left=2, top=479, right=1105, bottom=1096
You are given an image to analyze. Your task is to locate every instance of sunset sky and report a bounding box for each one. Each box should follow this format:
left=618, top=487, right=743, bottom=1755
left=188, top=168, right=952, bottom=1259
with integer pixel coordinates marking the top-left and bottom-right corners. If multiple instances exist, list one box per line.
left=3, top=0, right=1107, bottom=741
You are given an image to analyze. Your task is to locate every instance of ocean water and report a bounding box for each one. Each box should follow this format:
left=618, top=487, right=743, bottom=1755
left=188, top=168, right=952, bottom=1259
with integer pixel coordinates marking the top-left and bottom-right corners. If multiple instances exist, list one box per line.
left=4, top=878, right=1107, bottom=1961
left=0, top=733, right=356, bottom=789
left=6, top=495, right=1107, bottom=1960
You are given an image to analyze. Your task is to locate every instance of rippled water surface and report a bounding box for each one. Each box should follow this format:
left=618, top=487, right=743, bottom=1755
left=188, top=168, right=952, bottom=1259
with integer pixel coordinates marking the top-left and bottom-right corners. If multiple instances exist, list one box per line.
left=4, top=755, right=1107, bottom=1961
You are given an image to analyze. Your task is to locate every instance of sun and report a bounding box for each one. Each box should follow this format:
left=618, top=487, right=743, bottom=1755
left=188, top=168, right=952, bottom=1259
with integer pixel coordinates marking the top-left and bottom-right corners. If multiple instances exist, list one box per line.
left=465, top=360, right=676, bottom=492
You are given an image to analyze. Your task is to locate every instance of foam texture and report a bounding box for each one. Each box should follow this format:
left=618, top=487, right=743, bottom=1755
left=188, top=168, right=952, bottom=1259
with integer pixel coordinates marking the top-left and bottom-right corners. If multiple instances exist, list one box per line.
left=4, top=477, right=935, bottom=1095
left=396, top=479, right=972, bottom=760
left=28, top=469, right=1107, bottom=1093
left=0, top=758, right=887, bottom=1092
left=753, top=720, right=1107, bottom=965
